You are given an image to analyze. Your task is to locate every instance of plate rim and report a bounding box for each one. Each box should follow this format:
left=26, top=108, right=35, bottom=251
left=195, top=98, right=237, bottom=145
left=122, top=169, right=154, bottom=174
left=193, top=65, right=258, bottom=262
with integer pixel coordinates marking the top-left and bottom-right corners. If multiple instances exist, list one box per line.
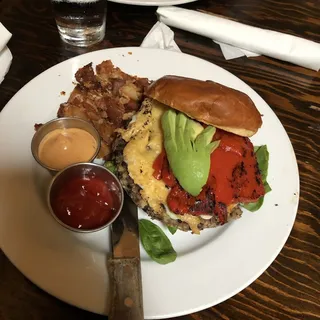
left=107, top=0, right=197, bottom=6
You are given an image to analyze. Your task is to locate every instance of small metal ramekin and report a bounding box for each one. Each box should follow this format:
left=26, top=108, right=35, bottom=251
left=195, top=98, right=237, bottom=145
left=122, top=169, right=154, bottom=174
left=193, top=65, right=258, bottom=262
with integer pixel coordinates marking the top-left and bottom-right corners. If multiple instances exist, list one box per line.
left=31, top=117, right=101, bottom=175
left=47, top=162, right=124, bottom=233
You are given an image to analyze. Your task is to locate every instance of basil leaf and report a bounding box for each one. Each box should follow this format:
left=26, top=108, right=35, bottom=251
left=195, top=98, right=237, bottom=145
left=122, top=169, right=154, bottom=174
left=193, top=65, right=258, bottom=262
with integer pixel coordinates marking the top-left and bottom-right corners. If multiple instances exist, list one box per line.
left=139, top=219, right=177, bottom=265
left=104, top=161, right=116, bottom=174
left=243, top=196, right=264, bottom=212
left=254, top=145, right=270, bottom=185
left=168, top=225, right=177, bottom=235
left=264, top=181, right=272, bottom=193
left=243, top=145, right=271, bottom=212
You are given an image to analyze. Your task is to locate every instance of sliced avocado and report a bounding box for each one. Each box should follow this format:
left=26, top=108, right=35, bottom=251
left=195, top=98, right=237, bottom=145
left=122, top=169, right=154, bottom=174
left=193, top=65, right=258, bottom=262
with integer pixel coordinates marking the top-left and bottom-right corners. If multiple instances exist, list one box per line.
left=162, top=110, right=177, bottom=152
left=189, top=119, right=203, bottom=140
left=161, top=110, right=220, bottom=196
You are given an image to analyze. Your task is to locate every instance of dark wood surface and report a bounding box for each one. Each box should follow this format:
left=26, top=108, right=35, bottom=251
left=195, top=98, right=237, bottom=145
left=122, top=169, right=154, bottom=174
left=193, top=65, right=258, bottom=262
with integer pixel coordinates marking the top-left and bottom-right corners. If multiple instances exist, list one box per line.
left=0, top=0, right=319, bottom=319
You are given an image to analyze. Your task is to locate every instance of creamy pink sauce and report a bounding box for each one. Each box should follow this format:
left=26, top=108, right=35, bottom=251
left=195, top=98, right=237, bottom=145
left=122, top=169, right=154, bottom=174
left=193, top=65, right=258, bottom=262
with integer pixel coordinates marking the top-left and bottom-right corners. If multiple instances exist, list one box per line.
left=38, top=128, right=97, bottom=170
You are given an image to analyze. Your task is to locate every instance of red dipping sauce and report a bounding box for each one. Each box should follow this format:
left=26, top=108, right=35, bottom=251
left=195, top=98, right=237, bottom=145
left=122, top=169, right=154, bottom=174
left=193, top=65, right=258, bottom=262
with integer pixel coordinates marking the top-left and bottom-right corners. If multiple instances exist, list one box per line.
left=49, top=164, right=122, bottom=231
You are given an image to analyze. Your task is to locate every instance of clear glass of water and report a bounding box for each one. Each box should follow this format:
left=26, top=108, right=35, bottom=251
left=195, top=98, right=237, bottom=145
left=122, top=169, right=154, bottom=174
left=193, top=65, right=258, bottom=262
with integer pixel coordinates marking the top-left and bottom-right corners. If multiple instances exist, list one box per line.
left=51, top=0, right=107, bottom=47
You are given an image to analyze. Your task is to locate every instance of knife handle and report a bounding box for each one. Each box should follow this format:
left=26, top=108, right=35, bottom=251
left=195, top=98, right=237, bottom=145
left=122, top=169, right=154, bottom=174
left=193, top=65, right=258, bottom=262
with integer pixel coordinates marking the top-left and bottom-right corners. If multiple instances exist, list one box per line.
left=108, top=257, right=144, bottom=320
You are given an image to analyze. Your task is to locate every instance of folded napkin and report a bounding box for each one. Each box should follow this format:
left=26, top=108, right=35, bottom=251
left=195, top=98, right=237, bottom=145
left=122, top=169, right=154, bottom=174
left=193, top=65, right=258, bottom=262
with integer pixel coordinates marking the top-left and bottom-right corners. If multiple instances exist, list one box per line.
left=141, top=21, right=181, bottom=52
left=0, top=23, right=13, bottom=85
left=140, top=20, right=257, bottom=60
left=156, top=6, right=320, bottom=71
left=213, top=41, right=261, bottom=60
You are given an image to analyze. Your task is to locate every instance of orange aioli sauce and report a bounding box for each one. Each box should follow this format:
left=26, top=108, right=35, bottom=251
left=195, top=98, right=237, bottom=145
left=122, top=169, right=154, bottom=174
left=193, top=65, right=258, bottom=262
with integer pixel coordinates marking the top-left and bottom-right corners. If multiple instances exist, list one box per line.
left=38, top=128, right=97, bottom=170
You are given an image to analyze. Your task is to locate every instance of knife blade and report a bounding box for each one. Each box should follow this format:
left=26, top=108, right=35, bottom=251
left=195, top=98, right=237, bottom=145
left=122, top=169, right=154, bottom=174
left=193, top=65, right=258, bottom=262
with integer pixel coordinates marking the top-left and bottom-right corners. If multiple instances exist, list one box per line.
left=108, top=191, right=144, bottom=320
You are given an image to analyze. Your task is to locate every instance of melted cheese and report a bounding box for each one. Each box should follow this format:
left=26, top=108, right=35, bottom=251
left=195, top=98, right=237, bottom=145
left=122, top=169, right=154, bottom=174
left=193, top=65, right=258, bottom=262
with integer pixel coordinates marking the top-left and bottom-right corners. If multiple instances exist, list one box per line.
left=227, top=203, right=237, bottom=213
left=121, top=98, right=231, bottom=234
left=123, top=99, right=170, bottom=214
left=165, top=205, right=201, bottom=234
left=201, top=204, right=237, bottom=220
left=176, top=214, right=201, bottom=234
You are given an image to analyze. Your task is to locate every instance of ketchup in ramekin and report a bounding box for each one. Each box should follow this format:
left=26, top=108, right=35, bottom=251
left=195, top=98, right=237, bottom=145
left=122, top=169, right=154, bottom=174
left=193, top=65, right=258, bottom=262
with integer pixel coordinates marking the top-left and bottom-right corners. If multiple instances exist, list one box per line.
left=48, top=163, right=123, bottom=233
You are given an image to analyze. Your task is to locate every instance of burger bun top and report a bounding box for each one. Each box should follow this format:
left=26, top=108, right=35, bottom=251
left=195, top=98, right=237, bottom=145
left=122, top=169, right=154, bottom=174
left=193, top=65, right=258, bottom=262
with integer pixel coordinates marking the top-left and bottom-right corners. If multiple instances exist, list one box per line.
left=145, top=75, right=262, bottom=137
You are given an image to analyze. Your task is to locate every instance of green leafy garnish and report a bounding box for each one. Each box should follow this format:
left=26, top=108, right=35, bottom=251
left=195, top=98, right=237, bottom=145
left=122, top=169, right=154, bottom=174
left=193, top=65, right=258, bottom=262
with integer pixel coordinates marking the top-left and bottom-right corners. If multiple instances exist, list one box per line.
left=243, top=145, right=271, bottom=212
left=168, top=226, right=177, bottom=235
left=161, top=110, right=220, bottom=196
left=104, top=160, right=116, bottom=174
left=139, top=219, right=177, bottom=265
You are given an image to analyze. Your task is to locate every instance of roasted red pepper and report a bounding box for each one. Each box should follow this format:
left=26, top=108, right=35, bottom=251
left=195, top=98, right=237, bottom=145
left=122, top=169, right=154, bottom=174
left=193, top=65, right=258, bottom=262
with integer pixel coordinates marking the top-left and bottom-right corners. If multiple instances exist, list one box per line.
left=209, top=131, right=265, bottom=204
left=161, top=157, right=176, bottom=187
left=153, top=129, right=265, bottom=219
left=152, top=150, right=166, bottom=180
left=153, top=150, right=176, bottom=187
left=167, top=184, right=195, bottom=214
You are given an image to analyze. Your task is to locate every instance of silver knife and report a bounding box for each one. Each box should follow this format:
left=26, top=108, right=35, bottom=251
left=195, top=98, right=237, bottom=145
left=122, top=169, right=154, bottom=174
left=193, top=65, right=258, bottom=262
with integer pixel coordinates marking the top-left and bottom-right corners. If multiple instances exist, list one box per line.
left=108, top=191, right=144, bottom=320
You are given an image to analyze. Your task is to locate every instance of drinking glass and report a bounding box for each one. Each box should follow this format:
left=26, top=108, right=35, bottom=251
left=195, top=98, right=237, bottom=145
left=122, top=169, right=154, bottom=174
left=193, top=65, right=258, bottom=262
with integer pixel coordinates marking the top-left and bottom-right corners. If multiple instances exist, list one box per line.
left=51, top=0, right=107, bottom=47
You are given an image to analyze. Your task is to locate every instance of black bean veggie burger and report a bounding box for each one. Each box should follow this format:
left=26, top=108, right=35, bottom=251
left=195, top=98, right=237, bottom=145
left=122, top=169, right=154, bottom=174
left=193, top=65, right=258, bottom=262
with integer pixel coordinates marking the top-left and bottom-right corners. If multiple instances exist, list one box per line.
left=113, top=75, right=270, bottom=234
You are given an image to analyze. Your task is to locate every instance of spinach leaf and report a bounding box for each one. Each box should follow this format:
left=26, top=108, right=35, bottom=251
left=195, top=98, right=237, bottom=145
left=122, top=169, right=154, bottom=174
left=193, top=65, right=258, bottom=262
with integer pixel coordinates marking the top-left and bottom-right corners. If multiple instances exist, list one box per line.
left=139, top=219, right=177, bottom=265
left=168, top=225, right=177, bottom=235
left=243, top=145, right=271, bottom=212
left=243, top=197, right=264, bottom=212
left=104, top=161, right=116, bottom=174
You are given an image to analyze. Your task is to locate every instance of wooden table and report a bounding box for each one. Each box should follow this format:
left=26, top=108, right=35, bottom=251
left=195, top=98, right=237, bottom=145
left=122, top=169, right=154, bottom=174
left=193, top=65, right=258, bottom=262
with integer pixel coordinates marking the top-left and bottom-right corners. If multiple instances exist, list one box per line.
left=0, top=0, right=319, bottom=319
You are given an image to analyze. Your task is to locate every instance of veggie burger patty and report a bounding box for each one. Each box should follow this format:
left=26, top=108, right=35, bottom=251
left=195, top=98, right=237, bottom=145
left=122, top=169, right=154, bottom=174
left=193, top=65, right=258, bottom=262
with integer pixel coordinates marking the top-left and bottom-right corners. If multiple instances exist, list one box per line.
left=113, top=98, right=243, bottom=234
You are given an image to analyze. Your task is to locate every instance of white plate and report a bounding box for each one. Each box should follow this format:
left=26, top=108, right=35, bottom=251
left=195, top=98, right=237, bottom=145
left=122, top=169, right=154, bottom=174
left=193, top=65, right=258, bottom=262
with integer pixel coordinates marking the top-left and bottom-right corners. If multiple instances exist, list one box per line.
left=108, top=0, right=196, bottom=6
left=0, top=47, right=299, bottom=319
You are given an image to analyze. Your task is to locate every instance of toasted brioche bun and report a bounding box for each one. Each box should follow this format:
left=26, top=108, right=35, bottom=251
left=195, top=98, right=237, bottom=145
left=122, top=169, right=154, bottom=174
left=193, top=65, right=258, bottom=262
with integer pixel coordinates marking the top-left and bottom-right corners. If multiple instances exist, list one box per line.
left=145, top=75, right=262, bottom=137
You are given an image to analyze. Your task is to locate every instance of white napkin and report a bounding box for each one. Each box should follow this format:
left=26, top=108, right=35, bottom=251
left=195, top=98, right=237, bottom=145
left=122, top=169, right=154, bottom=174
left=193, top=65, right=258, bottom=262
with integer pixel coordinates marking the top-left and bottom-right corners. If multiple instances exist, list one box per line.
left=141, top=21, right=181, bottom=52
left=156, top=6, right=320, bottom=71
left=0, top=23, right=13, bottom=85
left=140, top=20, right=257, bottom=59
left=214, top=41, right=260, bottom=59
